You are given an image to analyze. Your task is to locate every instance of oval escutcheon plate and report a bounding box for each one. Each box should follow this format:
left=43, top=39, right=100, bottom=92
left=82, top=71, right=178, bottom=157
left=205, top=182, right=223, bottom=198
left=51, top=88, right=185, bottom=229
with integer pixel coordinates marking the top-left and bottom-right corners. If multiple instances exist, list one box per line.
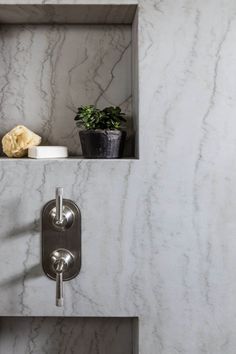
left=42, top=198, right=81, bottom=281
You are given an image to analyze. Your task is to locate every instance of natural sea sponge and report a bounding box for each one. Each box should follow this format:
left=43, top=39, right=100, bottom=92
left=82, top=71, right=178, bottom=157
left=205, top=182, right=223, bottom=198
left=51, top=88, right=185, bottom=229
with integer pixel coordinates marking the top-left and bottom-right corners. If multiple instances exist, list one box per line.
left=2, top=125, right=41, bottom=157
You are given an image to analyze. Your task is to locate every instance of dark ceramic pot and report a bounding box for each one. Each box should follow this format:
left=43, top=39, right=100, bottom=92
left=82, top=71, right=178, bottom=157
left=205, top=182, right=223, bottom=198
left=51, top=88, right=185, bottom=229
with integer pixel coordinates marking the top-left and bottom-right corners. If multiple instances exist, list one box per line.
left=79, top=129, right=126, bottom=159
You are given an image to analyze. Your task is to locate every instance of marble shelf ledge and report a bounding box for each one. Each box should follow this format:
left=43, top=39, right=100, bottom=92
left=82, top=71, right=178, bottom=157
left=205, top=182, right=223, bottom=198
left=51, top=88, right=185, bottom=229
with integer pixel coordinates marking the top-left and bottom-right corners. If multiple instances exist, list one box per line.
left=0, top=3, right=138, bottom=24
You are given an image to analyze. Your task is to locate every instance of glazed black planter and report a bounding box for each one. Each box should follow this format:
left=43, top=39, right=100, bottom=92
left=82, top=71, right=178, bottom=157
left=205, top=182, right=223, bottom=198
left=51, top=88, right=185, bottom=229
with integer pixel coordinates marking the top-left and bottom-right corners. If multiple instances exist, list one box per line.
left=79, top=129, right=126, bottom=159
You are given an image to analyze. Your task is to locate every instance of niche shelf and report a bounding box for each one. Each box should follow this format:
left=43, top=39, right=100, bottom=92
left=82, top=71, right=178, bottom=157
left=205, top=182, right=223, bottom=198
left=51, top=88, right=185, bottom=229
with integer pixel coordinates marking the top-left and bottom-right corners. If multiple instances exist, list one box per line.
left=0, top=3, right=139, bottom=160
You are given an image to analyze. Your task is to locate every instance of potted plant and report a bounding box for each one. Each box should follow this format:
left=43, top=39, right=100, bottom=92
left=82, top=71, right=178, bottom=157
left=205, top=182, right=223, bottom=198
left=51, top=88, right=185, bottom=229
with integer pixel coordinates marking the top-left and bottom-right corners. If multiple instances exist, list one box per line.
left=74, top=105, right=126, bottom=158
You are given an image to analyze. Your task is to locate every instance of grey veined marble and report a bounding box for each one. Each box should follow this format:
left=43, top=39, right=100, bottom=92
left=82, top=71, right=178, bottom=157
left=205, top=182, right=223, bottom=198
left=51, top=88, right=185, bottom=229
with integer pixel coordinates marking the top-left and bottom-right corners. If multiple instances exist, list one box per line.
left=2, top=0, right=236, bottom=354
left=0, top=24, right=132, bottom=155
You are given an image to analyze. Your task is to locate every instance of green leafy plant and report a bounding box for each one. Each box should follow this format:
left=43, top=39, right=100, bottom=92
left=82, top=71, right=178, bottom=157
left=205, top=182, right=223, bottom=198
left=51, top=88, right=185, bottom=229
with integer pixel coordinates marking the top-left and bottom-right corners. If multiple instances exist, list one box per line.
left=74, top=105, right=126, bottom=130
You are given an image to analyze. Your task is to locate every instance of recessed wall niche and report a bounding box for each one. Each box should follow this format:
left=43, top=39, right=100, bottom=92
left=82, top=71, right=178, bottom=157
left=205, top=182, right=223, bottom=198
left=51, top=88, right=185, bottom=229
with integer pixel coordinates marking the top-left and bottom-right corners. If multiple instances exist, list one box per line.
left=0, top=316, right=139, bottom=354
left=0, top=4, right=138, bottom=159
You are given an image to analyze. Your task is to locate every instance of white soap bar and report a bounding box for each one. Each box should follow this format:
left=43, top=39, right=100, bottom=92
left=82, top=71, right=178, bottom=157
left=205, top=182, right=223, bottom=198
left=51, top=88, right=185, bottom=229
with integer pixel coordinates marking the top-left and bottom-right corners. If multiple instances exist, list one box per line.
left=28, top=146, right=68, bottom=159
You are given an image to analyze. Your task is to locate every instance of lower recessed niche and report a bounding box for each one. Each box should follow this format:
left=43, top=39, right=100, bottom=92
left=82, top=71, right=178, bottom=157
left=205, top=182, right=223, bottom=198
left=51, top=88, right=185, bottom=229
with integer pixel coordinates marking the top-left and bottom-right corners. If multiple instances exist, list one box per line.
left=0, top=3, right=139, bottom=159
left=0, top=316, right=138, bottom=354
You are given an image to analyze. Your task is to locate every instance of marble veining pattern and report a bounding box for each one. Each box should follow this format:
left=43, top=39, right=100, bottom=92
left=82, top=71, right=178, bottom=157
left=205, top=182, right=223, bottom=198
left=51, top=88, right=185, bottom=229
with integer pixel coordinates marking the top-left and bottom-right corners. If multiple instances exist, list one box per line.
left=0, top=24, right=132, bottom=155
left=1, top=0, right=236, bottom=354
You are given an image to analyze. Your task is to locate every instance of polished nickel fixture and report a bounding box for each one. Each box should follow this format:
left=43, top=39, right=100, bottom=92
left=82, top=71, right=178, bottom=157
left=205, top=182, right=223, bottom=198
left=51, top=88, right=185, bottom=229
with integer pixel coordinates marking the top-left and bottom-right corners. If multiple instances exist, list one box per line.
left=42, top=187, right=81, bottom=307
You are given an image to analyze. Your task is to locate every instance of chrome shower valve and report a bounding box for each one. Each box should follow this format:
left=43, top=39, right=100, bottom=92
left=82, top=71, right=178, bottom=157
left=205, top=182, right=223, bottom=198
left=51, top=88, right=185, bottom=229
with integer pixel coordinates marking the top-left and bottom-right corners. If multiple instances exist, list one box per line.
left=42, top=187, right=81, bottom=307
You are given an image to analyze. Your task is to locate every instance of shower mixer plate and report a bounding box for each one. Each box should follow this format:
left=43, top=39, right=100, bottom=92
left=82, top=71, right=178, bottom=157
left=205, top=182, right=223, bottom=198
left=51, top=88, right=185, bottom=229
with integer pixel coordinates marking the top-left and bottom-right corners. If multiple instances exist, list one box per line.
left=42, top=199, right=81, bottom=281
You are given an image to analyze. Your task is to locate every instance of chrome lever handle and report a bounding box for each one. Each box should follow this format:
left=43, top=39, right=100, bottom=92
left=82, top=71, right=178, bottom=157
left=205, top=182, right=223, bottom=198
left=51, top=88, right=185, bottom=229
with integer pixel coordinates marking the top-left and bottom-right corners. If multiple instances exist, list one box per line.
left=56, top=272, right=63, bottom=307
left=55, top=260, right=64, bottom=307
left=50, top=249, right=74, bottom=307
left=51, top=187, right=74, bottom=230
left=55, top=187, right=63, bottom=225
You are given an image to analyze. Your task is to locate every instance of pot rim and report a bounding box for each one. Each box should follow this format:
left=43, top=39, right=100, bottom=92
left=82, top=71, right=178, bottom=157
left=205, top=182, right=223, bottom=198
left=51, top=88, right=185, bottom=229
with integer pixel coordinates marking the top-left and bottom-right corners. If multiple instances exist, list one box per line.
left=79, top=129, right=126, bottom=134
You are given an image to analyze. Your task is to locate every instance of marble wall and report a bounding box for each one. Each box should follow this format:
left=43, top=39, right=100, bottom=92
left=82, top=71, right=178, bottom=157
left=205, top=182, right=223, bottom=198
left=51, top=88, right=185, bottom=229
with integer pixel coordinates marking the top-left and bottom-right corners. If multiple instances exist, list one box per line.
left=1, top=0, right=236, bottom=354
